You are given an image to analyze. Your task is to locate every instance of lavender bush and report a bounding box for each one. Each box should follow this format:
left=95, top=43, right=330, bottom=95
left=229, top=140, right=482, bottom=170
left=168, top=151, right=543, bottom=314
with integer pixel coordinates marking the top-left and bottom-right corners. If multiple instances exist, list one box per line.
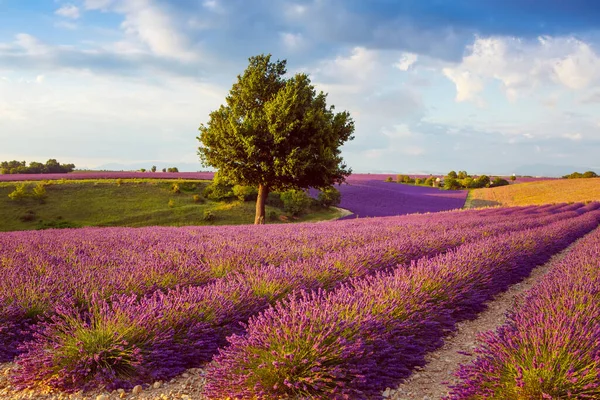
left=449, top=225, right=600, bottom=399
left=3, top=203, right=599, bottom=391
left=205, top=210, right=600, bottom=399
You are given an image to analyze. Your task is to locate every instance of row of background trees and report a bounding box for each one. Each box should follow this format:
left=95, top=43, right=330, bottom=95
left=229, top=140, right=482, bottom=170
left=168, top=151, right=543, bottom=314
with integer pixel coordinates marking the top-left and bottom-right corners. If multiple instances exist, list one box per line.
left=139, top=166, right=179, bottom=173
left=388, top=171, right=510, bottom=190
left=0, top=159, right=75, bottom=175
left=562, top=171, right=598, bottom=179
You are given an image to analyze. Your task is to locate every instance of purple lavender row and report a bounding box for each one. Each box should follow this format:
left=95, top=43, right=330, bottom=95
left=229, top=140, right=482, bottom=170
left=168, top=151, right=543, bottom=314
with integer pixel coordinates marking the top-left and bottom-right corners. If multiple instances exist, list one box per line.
left=204, top=210, right=600, bottom=399
left=449, top=226, right=600, bottom=399
left=7, top=206, right=591, bottom=391
left=1, top=204, right=576, bottom=339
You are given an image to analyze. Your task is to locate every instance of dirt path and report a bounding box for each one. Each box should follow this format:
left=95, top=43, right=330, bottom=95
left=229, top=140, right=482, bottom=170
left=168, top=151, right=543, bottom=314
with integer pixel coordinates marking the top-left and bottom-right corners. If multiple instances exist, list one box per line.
left=383, top=239, right=581, bottom=400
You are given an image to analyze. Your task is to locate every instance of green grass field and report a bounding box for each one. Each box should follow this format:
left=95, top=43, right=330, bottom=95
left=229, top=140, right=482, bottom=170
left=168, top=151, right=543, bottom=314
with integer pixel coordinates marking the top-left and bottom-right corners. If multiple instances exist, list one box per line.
left=0, top=179, right=343, bottom=232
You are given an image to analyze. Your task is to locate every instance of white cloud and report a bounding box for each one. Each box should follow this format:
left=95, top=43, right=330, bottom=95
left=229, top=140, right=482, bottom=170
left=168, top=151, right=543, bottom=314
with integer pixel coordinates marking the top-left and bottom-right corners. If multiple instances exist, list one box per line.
left=443, top=36, right=600, bottom=103
left=553, top=42, right=599, bottom=89
left=563, top=132, right=583, bottom=141
left=35, top=75, right=45, bottom=83
left=394, top=53, right=418, bottom=71
left=280, top=32, right=305, bottom=51
left=55, top=5, right=81, bottom=19
left=15, top=33, right=48, bottom=55
left=83, top=0, right=197, bottom=61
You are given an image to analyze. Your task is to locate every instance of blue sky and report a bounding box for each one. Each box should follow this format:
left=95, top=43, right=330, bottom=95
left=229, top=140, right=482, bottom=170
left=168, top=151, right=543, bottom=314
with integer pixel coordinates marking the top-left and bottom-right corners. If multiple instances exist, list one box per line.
left=1, top=0, right=600, bottom=175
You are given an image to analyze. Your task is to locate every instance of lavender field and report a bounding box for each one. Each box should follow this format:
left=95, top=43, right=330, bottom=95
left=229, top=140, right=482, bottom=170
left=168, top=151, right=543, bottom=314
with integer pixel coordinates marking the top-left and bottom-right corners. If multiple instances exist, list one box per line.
left=450, top=219, right=600, bottom=399
left=333, top=179, right=467, bottom=218
left=1, top=202, right=599, bottom=397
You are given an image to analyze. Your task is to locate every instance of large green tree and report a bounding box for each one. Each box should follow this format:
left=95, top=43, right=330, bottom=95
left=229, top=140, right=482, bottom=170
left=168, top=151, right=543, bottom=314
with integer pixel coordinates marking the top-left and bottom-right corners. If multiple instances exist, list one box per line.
left=198, top=54, right=355, bottom=224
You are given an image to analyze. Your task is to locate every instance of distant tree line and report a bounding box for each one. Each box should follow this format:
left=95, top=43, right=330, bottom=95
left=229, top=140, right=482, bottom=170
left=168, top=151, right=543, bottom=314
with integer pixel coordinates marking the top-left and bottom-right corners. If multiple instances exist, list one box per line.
left=443, top=170, right=510, bottom=190
left=0, top=159, right=75, bottom=174
left=562, top=171, right=598, bottom=179
left=386, top=170, right=511, bottom=190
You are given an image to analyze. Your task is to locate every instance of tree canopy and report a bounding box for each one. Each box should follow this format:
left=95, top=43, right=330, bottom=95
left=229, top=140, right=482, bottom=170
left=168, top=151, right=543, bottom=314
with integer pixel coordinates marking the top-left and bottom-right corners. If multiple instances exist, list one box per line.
left=197, top=54, right=355, bottom=224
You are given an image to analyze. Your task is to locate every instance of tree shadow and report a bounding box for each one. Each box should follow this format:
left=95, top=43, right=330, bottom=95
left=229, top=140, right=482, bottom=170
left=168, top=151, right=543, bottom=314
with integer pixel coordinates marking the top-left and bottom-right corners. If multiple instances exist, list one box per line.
left=467, top=199, right=502, bottom=208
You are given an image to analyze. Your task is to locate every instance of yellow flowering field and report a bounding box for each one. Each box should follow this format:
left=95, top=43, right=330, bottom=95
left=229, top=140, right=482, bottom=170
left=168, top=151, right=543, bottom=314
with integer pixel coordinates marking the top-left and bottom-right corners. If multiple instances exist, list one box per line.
left=467, top=178, right=600, bottom=207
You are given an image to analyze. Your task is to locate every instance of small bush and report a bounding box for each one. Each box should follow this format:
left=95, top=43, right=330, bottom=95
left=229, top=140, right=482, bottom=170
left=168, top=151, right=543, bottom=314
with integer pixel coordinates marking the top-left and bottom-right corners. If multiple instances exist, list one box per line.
left=20, top=210, right=37, bottom=222
left=168, top=199, right=175, bottom=208
left=268, top=210, right=279, bottom=221
left=280, top=189, right=312, bottom=216
left=415, top=178, right=422, bottom=185
left=232, top=185, right=258, bottom=202
left=385, top=176, right=393, bottom=182
left=266, top=192, right=284, bottom=208
left=317, top=186, right=341, bottom=208
left=171, top=183, right=181, bottom=194
left=510, top=175, right=516, bottom=181
left=204, top=181, right=234, bottom=201
left=32, top=183, right=47, bottom=202
left=395, top=174, right=405, bottom=183
left=203, top=210, right=215, bottom=221
left=424, top=177, right=434, bottom=187
left=192, top=194, right=204, bottom=203
left=8, top=183, right=29, bottom=201
left=116, top=179, right=123, bottom=186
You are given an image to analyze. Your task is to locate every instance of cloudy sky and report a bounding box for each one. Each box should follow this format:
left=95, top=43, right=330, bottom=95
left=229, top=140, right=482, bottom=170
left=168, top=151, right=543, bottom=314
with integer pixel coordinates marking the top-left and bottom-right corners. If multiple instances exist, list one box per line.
left=1, top=0, right=600, bottom=175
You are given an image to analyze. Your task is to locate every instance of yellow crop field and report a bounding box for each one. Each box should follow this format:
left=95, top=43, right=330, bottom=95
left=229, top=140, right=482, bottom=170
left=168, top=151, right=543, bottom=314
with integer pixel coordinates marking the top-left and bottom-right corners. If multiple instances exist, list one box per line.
left=467, top=178, right=600, bottom=207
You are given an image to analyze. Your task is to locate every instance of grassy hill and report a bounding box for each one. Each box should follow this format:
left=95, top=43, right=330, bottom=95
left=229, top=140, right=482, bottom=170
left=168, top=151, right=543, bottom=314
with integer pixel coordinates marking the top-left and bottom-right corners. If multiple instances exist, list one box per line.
left=0, top=179, right=342, bottom=232
left=466, top=178, right=600, bottom=207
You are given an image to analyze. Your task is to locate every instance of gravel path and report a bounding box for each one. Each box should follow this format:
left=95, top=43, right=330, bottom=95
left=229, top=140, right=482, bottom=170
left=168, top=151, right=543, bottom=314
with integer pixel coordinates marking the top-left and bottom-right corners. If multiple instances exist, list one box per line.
left=383, top=238, right=582, bottom=400
left=0, top=235, right=582, bottom=400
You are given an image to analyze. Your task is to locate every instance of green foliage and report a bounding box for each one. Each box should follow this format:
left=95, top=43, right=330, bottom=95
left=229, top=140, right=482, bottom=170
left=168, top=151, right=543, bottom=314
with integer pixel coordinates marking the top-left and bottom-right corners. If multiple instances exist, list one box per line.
left=0, top=159, right=75, bottom=174
left=424, top=176, right=434, bottom=186
left=168, top=199, right=175, bottom=208
left=171, top=183, right=181, bottom=194
left=197, top=54, right=355, bottom=223
left=403, top=175, right=413, bottom=184
left=385, top=176, right=394, bottom=182
left=162, top=168, right=167, bottom=173
left=266, top=192, right=284, bottom=208
left=203, top=210, right=215, bottom=221
left=476, top=175, right=490, bottom=188
left=510, top=175, right=516, bottom=181
left=490, top=177, right=510, bottom=187
left=446, top=170, right=458, bottom=179
left=232, top=185, right=258, bottom=201
left=8, top=183, right=29, bottom=201
left=444, top=177, right=462, bottom=190
left=32, top=183, right=47, bottom=202
left=140, top=168, right=146, bottom=172
left=151, top=165, right=157, bottom=173
left=415, top=178, right=422, bottom=185
left=116, top=179, right=123, bottom=186
left=317, top=186, right=341, bottom=208
left=280, top=189, right=312, bottom=215
left=457, top=170, right=468, bottom=179
left=268, top=210, right=279, bottom=221
left=563, top=171, right=598, bottom=179
left=167, top=167, right=179, bottom=173
left=192, top=194, right=204, bottom=203
left=203, top=178, right=234, bottom=201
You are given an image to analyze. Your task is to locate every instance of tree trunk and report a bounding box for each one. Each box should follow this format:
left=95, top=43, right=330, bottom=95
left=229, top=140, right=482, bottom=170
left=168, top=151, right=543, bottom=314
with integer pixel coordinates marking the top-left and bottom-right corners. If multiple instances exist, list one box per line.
left=254, top=184, right=268, bottom=224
